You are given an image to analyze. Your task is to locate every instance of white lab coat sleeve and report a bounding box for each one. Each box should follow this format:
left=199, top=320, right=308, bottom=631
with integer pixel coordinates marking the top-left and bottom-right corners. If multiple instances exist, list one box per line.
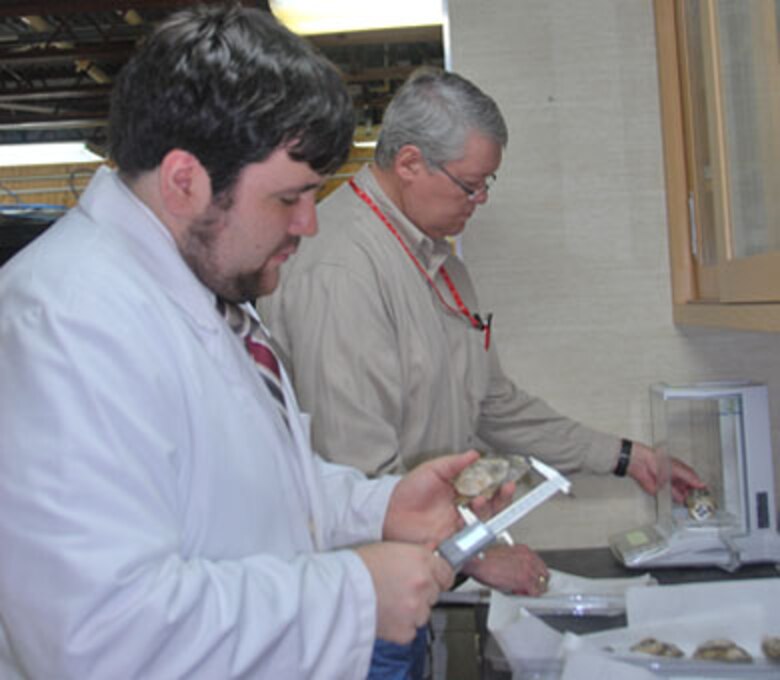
left=0, top=290, right=376, bottom=679
left=314, top=456, right=400, bottom=548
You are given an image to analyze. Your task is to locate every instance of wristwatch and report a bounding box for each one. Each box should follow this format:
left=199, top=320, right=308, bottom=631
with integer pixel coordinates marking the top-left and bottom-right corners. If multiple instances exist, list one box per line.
left=613, top=438, right=632, bottom=477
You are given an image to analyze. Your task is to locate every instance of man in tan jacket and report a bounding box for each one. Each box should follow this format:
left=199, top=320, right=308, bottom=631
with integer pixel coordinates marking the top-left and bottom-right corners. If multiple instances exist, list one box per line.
left=264, top=68, right=702, bottom=680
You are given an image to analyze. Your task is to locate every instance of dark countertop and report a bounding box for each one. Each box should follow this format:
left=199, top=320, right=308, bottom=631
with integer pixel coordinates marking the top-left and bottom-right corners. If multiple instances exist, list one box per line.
left=538, top=546, right=780, bottom=584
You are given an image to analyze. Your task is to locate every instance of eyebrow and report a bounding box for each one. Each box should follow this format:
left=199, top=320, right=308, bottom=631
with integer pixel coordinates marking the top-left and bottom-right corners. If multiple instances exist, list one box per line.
left=277, top=180, right=323, bottom=195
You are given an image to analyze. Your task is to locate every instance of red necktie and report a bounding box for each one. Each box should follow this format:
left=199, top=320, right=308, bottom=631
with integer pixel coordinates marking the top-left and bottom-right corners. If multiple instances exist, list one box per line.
left=218, top=299, right=289, bottom=428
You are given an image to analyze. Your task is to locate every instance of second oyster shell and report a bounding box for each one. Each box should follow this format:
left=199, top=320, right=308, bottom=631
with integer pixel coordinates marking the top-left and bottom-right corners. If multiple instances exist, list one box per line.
left=762, top=636, right=780, bottom=661
left=693, top=639, right=752, bottom=663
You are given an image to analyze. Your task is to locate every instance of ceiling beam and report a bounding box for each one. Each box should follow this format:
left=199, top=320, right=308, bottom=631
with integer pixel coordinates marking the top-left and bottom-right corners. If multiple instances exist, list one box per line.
left=0, top=114, right=107, bottom=131
left=309, top=25, right=442, bottom=47
left=341, top=65, right=419, bottom=84
left=0, top=42, right=135, bottom=66
left=0, top=1, right=264, bottom=18
left=0, top=85, right=112, bottom=103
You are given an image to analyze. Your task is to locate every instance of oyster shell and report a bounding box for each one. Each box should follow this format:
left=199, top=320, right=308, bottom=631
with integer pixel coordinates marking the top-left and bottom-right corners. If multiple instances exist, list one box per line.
left=693, top=639, right=752, bottom=663
left=762, top=636, right=780, bottom=661
left=629, top=637, right=685, bottom=658
left=685, top=487, right=716, bottom=521
left=453, top=455, right=530, bottom=499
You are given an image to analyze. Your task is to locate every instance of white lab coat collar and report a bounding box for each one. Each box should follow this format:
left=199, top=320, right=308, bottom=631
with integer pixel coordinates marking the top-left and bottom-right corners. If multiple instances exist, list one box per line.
left=78, top=167, right=223, bottom=339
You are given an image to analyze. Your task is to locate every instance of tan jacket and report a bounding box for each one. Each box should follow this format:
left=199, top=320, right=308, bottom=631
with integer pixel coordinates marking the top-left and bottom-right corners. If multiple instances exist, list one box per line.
left=262, top=166, right=619, bottom=476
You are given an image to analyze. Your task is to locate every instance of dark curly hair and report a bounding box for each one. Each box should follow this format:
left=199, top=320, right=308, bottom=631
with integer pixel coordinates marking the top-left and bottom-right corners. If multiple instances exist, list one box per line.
left=109, top=3, right=355, bottom=199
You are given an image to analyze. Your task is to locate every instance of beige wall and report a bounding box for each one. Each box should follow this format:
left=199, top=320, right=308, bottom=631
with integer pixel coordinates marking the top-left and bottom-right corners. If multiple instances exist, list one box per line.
left=447, top=0, right=780, bottom=549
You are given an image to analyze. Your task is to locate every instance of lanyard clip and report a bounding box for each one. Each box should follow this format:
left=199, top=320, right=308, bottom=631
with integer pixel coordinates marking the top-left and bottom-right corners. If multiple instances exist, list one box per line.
left=473, top=312, right=493, bottom=350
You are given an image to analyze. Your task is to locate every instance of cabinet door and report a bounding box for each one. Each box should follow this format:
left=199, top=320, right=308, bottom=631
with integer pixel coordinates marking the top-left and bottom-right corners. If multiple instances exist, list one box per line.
left=655, top=0, right=780, bottom=327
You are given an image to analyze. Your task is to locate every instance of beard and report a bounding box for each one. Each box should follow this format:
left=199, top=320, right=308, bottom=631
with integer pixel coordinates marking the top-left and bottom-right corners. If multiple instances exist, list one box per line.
left=178, top=207, right=264, bottom=304
left=256, top=267, right=281, bottom=297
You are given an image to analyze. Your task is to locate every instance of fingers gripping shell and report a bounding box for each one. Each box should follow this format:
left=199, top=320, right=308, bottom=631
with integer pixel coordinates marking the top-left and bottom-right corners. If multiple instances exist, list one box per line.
left=454, top=455, right=530, bottom=499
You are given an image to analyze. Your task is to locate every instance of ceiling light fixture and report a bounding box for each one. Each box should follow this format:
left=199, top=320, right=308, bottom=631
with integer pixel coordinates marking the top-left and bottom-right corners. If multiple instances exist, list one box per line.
left=0, top=142, right=103, bottom=168
left=269, top=0, right=444, bottom=35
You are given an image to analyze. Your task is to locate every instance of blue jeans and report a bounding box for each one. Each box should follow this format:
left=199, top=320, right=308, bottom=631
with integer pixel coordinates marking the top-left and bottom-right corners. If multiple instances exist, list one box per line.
left=367, top=626, right=427, bottom=680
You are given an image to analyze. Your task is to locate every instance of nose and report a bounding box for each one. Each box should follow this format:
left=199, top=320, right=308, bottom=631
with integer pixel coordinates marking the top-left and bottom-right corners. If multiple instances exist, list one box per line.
left=470, top=188, right=489, bottom=205
left=290, top=193, right=318, bottom=237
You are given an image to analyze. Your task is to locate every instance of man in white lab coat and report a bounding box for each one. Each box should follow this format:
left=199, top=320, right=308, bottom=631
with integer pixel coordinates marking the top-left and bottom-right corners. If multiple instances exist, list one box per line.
left=0, top=6, right=506, bottom=678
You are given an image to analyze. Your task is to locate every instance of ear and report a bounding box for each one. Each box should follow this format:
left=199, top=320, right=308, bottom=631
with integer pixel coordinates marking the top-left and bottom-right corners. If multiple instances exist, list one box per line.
left=158, top=149, right=212, bottom=218
left=394, top=144, right=428, bottom=184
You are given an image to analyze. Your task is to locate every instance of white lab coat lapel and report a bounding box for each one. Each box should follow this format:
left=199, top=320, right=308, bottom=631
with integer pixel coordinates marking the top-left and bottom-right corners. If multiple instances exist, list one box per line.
left=252, top=310, right=325, bottom=550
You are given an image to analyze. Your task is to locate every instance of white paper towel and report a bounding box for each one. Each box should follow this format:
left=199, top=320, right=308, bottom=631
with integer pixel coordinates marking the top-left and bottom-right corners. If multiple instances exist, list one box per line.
left=582, top=602, right=765, bottom=658
left=487, top=576, right=780, bottom=679
left=487, top=605, right=659, bottom=680
left=621, top=577, right=780, bottom=659
left=560, top=651, right=657, bottom=680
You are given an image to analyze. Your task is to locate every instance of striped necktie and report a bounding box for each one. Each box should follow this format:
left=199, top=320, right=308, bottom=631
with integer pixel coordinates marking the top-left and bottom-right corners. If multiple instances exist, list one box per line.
left=218, top=299, right=289, bottom=429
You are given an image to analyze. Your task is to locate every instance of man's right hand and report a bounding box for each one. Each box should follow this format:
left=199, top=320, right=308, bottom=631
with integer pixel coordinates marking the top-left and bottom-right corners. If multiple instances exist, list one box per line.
left=356, top=542, right=454, bottom=644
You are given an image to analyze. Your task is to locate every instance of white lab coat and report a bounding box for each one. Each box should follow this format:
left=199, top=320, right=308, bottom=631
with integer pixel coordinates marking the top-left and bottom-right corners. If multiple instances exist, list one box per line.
left=0, top=167, right=398, bottom=679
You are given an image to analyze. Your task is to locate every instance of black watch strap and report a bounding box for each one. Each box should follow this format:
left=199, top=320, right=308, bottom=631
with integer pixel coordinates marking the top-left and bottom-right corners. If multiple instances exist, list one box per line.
left=614, top=438, right=632, bottom=477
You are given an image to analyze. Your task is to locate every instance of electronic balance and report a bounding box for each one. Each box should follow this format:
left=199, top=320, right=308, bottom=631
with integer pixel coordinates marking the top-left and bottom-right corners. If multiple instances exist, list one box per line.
left=610, top=381, right=780, bottom=571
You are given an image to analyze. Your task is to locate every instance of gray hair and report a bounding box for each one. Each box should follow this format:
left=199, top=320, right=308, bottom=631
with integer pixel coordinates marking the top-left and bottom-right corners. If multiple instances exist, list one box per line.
left=374, top=68, right=508, bottom=169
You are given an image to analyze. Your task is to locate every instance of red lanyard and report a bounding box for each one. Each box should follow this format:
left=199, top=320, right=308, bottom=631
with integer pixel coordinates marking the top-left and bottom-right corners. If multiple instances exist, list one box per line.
left=349, top=178, right=491, bottom=350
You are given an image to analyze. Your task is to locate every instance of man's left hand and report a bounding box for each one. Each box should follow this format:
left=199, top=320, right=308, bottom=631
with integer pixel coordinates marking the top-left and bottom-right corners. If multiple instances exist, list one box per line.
left=628, top=442, right=706, bottom=503
left=462, top=543, right=549, bottom=596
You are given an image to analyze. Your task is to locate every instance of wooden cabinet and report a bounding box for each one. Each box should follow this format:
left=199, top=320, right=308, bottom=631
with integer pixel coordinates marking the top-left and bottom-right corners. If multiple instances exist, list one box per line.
left=654, top=0, right=780, bottom=331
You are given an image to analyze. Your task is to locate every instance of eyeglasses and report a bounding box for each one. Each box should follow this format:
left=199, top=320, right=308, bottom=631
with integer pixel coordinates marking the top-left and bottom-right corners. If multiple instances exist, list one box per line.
left=437, top=165, right=496, bottom=202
